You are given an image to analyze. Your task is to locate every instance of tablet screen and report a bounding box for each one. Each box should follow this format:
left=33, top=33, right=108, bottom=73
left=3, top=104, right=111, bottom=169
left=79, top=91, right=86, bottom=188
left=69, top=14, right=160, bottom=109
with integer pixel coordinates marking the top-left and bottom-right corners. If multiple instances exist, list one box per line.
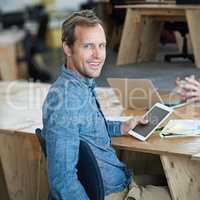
left=132, top=106, right=170, bottom=138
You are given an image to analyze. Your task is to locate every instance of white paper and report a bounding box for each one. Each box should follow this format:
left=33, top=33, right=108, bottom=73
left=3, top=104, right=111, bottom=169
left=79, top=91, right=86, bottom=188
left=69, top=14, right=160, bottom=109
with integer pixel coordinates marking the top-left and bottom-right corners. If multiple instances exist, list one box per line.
left=160, top=119, right=200, bottom=138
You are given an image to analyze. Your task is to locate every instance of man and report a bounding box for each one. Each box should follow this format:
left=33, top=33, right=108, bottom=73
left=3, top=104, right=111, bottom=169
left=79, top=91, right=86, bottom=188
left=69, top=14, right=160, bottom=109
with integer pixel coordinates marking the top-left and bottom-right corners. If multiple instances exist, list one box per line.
left=42, top=10, right=170, bottom=200
left=176, top=75, right=200, bottom=102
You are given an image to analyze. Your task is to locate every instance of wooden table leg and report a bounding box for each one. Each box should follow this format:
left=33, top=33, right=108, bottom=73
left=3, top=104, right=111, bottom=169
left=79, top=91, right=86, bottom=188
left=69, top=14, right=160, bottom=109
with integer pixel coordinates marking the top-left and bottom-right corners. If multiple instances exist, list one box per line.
left=186, top=9, right=200, bottom=68
left=117, top=9, right=162, bottom=66
left=0, top=44, right=18, bottom=80
left=137, top=16, right=162, bottom=63
left=161, top=154, right=200, bottom=200
left=117, top=9, right=142, bottom=65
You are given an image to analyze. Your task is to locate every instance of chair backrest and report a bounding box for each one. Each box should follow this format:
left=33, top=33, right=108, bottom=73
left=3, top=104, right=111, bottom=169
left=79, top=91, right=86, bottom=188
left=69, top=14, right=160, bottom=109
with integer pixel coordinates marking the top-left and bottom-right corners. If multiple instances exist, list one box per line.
left=35, top=128, right=104, bottom=200
left=35, top=128, right=47, bottom=157
left=1, top=11, right=25, bottom=29
left=77, top=140, right=104, bottom=200
left=26, top=4, right=49, bottom=52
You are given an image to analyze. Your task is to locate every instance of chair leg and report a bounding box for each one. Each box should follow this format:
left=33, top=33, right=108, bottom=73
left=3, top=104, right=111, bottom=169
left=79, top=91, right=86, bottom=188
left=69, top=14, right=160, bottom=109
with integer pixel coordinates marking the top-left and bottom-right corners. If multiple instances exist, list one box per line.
left=188, top=54, right=194, bottom=62
left=182, top=35, right=187, bottom=57
left=164, top=34, right=194, bottom=63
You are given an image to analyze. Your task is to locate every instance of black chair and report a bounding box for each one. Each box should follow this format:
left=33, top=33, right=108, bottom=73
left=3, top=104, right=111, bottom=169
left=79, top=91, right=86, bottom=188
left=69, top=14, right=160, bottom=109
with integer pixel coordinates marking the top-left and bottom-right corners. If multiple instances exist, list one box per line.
left=35, top=128, right=104, bottom=200
left=1, top=11, right=25, bottom=29
left=108, top=0, right=126, bottom=51
left=164, top=22, right=194, bottom=63
left=22, top=31, right=51, bottom=82
left=26, top=4, right=49, bottom=52
left=26, top=5, right=51, bottom=82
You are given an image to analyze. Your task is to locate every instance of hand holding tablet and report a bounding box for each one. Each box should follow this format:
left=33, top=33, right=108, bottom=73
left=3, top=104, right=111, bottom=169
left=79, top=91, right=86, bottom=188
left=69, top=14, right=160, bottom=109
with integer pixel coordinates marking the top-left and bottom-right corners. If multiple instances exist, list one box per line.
left=121, top=117, right=148, bottom=135
left=128, top=103, right=173, bottom=141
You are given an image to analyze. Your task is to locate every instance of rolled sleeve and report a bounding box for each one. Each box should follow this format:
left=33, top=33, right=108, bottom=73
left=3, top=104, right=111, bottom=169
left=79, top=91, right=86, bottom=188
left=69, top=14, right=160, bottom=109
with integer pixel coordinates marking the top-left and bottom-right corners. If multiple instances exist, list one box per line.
left=106, top=120, right=122, bottom=137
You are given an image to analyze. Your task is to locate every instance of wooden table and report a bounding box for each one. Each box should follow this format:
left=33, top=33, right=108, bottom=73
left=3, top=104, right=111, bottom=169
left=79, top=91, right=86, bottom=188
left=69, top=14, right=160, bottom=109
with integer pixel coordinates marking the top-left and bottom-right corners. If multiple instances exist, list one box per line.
left=116, top=4, right=200, bottom=68
left=0, top=81, right=200, bottom=200
left=0, top=81, right=50, bottom=200
left=112, top=105, right=200, bottom=200
left=0, top=30, right=26, bottom=80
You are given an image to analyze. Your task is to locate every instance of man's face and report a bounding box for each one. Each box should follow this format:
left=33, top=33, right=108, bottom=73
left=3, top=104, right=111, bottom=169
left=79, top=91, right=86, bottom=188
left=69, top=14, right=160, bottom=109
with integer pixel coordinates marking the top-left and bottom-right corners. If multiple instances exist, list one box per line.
left=63, top=24, right=106, bottom=78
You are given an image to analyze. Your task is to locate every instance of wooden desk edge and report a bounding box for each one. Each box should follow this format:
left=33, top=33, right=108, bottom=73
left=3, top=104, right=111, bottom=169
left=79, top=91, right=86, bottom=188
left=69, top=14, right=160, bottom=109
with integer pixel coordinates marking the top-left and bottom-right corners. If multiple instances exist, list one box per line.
left=191, top=152, right=200, bottom=161
left=115, top=4, right=200, bottom=9
left=112, top=135, right=200, bottom=158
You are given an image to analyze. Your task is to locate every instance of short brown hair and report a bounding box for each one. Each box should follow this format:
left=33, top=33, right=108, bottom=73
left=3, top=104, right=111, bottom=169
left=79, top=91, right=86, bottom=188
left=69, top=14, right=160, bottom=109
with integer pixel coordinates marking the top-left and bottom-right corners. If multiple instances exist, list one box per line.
left=62, top=10, right=103, bottom=47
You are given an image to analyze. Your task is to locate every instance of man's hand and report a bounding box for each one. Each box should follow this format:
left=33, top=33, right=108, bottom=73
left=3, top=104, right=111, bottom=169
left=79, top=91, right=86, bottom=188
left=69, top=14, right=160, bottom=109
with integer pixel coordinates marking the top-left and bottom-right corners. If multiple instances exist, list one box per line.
left=121, top=117, right=148, bottom=135
left=176, top=75, right=200, bottom=102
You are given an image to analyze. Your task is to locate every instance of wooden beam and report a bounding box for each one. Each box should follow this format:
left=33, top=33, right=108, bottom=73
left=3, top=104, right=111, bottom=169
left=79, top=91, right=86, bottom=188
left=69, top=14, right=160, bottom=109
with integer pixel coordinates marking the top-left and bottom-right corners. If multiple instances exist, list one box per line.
left=117, top=9, right=142, bottom=65
left=186, top=10, right=200, bottom=68
left=137, top=16, right=162, bottom=62
left=140, top=9, right=185, bottom=16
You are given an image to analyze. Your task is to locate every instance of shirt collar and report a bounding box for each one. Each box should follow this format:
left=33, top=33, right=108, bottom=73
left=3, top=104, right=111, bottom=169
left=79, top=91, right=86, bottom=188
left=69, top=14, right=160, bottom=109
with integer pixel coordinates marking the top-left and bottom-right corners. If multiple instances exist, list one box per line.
left=61, top=64, right=96, bottom=90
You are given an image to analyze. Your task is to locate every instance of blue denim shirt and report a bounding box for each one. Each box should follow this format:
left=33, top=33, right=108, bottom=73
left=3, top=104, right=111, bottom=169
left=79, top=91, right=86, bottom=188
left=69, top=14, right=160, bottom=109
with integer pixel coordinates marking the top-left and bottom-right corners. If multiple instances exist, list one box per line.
left=42, top=65, right=132, bottom=200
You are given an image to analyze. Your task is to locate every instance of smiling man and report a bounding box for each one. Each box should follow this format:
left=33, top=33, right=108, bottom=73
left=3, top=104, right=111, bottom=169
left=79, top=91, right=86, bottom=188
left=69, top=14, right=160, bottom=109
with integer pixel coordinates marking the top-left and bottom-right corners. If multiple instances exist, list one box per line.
left=42, top=10, right=170, bottom=200
left=63, top=23, right=106, bottom=78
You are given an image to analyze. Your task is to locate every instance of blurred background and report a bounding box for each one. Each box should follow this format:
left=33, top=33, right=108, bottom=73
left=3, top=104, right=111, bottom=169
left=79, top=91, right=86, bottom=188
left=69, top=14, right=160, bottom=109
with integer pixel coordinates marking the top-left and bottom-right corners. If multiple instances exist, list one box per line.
left=0, top=0, right=199, bottom=91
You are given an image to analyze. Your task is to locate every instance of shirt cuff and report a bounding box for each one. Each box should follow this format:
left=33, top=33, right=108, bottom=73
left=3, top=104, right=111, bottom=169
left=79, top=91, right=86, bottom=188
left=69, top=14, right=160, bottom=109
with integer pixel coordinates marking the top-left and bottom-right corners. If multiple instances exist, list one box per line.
left=107, top=120, right=123, bottom=137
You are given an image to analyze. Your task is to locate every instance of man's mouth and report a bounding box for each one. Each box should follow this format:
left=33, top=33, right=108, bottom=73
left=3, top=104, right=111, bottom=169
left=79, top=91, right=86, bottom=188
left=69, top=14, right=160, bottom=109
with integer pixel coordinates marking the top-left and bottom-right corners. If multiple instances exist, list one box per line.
left=88, top=61, right=102, bottom=69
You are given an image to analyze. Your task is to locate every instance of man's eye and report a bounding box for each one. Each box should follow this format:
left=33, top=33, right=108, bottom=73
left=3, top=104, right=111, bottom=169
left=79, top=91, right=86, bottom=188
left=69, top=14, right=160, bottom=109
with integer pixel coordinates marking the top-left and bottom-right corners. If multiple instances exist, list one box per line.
left=83, top=44, right=92, bottom=49
left=99, top=43, right=106, bottom=48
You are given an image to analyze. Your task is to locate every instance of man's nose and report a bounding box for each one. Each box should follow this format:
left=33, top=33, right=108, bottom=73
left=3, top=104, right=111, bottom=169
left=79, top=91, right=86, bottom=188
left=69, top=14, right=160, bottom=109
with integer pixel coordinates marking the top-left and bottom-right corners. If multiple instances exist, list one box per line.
left=92, top=47, right=100, bottom=58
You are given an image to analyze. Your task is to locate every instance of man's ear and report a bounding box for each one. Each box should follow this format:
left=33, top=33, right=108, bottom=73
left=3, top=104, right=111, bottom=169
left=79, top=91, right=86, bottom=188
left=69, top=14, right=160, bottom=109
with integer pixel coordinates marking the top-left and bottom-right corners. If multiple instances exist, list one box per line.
left=63, top=42, right=72, bottom=57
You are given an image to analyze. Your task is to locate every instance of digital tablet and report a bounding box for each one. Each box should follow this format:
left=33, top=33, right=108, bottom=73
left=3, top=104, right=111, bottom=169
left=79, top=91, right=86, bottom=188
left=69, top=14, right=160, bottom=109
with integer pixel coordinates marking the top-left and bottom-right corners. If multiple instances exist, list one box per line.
left=128, top=103, right=173, bottom=141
